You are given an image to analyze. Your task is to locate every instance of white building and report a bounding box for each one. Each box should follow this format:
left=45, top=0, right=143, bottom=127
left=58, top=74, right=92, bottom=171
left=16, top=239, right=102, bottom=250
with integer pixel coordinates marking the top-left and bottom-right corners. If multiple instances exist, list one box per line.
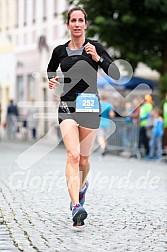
left=0, top=0, right=15, bottom=124
left=13, top=0, right=68, bottom=137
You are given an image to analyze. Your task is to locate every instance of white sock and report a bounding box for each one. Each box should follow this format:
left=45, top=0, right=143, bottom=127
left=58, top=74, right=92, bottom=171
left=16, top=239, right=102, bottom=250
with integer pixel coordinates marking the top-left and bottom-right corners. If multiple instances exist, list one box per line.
left=72, top=203, right=80, bottom=210
left=79, top=183, right=86, bottom=193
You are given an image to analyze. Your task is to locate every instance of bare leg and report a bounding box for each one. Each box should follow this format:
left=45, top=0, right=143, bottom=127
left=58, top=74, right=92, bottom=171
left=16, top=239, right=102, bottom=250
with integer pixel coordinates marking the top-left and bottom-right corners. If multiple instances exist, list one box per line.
left=97, top=135, right=107, bottom=153
left=59, top=119, right=80, bottom=206
left=79, top=126, right=98, bottom=188
left=60, top=120, right=97, bottom=205
left=79, top=156, right=90, bottom=189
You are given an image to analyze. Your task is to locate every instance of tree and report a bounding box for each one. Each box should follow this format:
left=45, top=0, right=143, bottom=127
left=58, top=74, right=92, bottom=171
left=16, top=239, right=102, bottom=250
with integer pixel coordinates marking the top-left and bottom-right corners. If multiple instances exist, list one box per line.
left=67, top=0, right=167, bottom=96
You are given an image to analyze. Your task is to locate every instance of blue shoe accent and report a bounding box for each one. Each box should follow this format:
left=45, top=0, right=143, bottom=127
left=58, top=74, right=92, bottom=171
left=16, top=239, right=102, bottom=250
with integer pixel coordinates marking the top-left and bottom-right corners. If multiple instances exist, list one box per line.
left=72, top=203, right=87, bottom=226
left=79, top=180, right=89, bottom=207
left=153, top=156, right=162, bottom=160
left=143, top=155, right=153, bottom=160
left=70, top=180, right=89, bottom=211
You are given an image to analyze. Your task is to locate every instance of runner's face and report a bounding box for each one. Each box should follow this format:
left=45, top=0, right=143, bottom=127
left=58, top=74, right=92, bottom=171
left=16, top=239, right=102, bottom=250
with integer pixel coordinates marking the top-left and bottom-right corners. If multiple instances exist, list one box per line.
left=67, top=10, right=87, bottom=38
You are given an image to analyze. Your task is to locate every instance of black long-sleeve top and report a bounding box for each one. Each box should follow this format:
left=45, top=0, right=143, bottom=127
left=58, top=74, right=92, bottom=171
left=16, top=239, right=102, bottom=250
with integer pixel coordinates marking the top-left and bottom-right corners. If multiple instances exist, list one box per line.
left=47, top=38, right=119, bottom=102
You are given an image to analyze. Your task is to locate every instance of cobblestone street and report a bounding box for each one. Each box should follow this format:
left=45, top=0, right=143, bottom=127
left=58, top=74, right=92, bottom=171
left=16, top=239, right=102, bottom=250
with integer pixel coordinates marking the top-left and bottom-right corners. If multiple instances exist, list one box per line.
left=0, top=140, right=167, bottom=252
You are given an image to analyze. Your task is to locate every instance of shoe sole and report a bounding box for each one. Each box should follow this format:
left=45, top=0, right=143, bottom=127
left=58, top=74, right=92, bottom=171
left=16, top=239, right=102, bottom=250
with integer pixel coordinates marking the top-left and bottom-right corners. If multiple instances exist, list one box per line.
left=73, top=209, right=88, bottom=227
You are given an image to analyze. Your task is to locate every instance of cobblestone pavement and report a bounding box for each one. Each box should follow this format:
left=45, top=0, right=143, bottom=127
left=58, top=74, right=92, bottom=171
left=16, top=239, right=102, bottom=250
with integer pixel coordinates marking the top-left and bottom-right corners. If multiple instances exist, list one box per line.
left=0, top=140, right=167, bottom=252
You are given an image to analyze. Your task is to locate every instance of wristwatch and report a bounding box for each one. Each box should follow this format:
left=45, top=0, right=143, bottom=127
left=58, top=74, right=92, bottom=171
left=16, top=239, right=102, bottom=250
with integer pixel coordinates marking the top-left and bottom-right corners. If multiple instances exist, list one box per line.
left=48, top=76, right=55, bottom=80
left=99, top=56, right=104, bottom=63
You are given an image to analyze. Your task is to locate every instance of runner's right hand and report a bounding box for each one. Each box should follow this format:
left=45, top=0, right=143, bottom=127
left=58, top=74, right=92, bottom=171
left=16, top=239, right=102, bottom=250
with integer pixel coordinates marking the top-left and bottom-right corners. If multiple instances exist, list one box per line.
left=48, top=76, right=60, bottom=89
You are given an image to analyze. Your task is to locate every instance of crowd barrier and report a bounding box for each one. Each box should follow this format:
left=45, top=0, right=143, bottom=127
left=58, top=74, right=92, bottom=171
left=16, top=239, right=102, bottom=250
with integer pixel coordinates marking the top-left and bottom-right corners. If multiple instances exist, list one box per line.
left=107, top=118, right=141, bottom=159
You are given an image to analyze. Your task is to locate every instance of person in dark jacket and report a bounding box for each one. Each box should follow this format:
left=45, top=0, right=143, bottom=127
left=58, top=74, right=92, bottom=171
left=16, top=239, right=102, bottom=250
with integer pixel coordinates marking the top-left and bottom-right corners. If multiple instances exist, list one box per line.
left=6, top=99, right=19, bottom=139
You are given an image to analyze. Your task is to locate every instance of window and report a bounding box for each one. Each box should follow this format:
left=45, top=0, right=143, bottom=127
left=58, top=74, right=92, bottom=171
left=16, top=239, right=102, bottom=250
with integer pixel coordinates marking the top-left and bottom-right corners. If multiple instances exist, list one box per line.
left=32, top=0, right=36, bottom=23
left=54, top=0, right=58, bottom=17
left=27, top=74, right=36, bottom=100
left=16, top=75, right=24, bottom=102
left=6, top=0, right=9, bottom=30
left=24, top=0, right=27, bottom=26
left=15, top=0, right=19, bottom=27
left=43, top=0, right=47, bottom=21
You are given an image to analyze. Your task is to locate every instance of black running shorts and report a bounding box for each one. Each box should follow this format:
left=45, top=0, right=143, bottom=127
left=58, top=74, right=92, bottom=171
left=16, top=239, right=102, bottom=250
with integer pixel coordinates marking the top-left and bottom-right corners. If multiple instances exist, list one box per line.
left=58, top=101, right=101, bottom=129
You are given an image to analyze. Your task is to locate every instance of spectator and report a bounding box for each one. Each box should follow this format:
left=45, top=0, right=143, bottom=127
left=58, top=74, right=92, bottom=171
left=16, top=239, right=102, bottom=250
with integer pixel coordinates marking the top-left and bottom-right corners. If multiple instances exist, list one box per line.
left=27, top=98, right=39, bottom=140
left=146, top=108, right=155, bottom=139
left=21, top=110, right=28, bottom=140
left=6, top=99, right=19, bottom=139
left=97, top=94, right=115, bottom=156
left=145, top=108, right=164, bottom=160
left=139, top=95, right=153, bottom=156
left=122, top=101, right=133, bottom=147
left=112, top=97, right=123, bottom=118
left=131, top=97, right=141, bottom=123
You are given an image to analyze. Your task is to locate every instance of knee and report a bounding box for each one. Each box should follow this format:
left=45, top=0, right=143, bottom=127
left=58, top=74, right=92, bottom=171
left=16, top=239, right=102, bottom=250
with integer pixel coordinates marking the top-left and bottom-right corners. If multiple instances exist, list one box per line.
left=79, top=156, right=89, bottom=167
left=67, top=150, right=80, bottom=166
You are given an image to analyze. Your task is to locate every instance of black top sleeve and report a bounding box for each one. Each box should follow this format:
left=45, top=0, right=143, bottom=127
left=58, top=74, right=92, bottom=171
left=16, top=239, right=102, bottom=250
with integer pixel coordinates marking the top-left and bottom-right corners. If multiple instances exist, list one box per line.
left=47, top=40, right=120, bottom=81
left=47, top=46, right=61, bottom=80
left=92, top=41, right=120, bottom=80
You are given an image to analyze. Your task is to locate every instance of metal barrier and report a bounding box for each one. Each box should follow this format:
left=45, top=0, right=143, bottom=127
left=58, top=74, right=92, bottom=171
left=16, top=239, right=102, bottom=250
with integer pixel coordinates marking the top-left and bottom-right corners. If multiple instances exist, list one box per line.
left=107, top=118, right=141, bottom=159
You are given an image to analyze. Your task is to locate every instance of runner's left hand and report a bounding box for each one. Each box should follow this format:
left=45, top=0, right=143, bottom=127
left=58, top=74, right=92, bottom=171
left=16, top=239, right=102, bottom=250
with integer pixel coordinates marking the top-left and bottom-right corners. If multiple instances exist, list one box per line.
left=84, top=42, right=100, bottom=62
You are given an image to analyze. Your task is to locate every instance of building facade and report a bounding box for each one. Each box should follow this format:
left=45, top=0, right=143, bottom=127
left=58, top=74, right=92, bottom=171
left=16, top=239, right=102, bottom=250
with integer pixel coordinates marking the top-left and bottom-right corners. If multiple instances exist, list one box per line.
left=0, top=0, right=15, bottom=124
left=0, top=0, right=69, bottom=137
left=14, top=0, right=69, bottom=136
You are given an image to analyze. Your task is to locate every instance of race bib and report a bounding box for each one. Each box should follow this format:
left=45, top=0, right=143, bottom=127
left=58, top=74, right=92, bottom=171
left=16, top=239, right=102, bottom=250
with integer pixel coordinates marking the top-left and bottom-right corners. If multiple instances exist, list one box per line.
left=76, top=93, right=99, bottom=112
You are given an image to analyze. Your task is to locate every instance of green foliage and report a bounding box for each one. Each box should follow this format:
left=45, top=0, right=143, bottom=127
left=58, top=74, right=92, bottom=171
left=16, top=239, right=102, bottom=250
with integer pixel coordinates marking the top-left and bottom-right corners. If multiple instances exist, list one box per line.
left=67, top=0, right=167, bottom=94
left=160, top=72, right=167, bottom=99
left=66, top=0, right=166, bottom=71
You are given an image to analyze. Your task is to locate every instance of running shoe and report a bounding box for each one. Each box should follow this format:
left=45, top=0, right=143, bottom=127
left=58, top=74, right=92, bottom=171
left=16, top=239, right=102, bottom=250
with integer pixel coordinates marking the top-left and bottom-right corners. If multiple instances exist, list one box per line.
left=70, top=180, right=89, bottom=211
left=72, top=203, right=87, bottom=226
left=79, top=180, right=89, bottom=206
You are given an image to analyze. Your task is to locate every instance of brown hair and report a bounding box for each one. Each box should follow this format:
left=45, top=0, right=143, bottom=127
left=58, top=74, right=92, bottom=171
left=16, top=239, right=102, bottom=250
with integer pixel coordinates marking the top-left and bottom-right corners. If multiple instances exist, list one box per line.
left=67, top=6, right=87, bottom=24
